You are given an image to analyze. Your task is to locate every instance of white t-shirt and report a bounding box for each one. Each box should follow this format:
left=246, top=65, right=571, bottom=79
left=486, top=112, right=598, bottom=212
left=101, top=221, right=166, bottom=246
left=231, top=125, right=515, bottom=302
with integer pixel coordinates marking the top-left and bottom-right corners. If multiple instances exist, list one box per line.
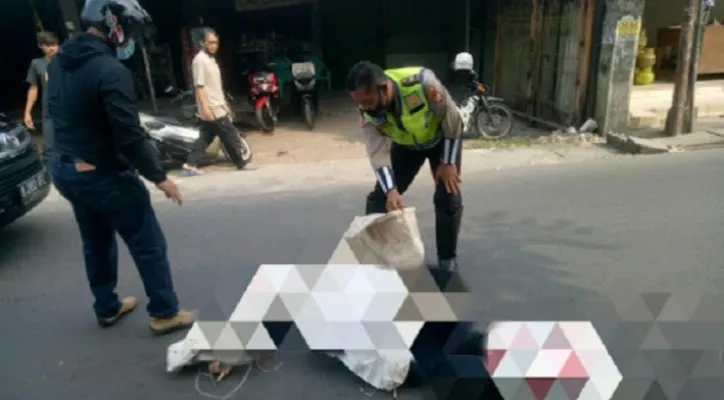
left=191, top=51, right=229, bottom=119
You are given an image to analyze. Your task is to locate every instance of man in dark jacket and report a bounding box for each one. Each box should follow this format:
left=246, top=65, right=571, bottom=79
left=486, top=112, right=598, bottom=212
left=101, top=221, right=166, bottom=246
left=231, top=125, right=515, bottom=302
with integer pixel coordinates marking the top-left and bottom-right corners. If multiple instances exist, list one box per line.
left=46, top=0, right=194, bottom=335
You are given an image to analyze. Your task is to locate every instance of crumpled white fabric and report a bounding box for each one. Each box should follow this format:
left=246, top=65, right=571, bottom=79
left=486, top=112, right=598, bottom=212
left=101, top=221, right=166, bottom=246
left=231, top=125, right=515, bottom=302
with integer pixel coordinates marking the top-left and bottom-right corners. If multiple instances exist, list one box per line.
left=166, top=207, right=425, bottom=392
left=326, top=207, right=423, bottom=390
left=328, top=350, right=412, bottom=391
left=166, top=331, right=253, bottom=373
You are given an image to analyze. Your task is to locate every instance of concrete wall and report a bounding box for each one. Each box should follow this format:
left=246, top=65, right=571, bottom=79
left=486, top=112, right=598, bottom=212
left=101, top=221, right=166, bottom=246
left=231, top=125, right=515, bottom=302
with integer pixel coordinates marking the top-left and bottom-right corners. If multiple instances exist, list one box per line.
left=595, top=0, right=646, bottom=134
left=643, top=0, right=724, bottom=46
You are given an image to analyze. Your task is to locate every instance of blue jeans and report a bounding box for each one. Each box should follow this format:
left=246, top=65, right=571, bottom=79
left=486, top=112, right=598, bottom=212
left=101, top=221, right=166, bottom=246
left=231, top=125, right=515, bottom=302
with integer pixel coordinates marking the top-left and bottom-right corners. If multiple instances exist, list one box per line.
left=52, top=158, right=179, bottom=320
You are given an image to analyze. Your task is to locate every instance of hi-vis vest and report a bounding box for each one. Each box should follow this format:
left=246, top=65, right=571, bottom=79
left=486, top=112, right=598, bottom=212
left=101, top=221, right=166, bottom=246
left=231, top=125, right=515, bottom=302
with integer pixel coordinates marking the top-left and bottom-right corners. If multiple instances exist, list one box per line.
left=362, top=67, right=442, bottom=148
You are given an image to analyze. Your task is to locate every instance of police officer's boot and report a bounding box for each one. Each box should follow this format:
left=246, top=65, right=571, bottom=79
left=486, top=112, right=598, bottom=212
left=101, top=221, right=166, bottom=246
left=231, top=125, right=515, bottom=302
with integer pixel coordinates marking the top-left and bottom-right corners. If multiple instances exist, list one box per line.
left=438, top=258, right=459, bottom=271
left=435, top=207, right=463, bottom=271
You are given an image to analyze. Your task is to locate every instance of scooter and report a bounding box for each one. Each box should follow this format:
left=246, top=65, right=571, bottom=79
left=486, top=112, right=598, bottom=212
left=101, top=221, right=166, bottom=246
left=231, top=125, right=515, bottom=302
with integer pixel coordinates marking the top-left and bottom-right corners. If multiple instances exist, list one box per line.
left=291, top=61, right=318, bottom=130
left=457, top=81, right=514, bottom=139
left=246, top=64, right=280, bottom=133
left=140, top=113, right=200, bottom=164
left=165, top=86, right=196, bottom=121
left=140, top=96, right=252, bottom=166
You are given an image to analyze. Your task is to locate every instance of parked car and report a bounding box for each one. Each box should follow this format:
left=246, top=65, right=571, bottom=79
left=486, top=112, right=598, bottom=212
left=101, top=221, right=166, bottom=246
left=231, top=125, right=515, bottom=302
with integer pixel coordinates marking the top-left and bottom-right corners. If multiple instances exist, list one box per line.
left=0, top=113, right=51, bottom=228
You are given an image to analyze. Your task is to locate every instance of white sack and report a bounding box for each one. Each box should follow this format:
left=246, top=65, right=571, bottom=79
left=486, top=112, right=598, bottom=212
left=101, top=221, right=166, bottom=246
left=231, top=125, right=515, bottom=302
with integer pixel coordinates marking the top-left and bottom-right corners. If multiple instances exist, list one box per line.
left=327, top=207, right=424, bottom=391
left=343, top=207, right=425, bottom=270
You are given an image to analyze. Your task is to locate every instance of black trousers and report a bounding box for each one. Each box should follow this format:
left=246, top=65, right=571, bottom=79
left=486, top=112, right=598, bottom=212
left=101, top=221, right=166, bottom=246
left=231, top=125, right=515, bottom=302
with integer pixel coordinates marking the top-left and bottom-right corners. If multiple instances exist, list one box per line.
left=365, top=140, right=463, bottom=261
left=187, top=116, right=246, bottom=169
left=41, top=117, right=54, bottom=177
left=52, top=159, right=179, bottom=320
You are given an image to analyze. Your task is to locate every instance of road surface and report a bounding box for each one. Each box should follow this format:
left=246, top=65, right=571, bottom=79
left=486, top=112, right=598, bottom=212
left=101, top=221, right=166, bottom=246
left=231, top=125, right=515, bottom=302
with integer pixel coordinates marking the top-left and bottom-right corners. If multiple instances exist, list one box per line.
left=1, top=148, right=723, bottom=399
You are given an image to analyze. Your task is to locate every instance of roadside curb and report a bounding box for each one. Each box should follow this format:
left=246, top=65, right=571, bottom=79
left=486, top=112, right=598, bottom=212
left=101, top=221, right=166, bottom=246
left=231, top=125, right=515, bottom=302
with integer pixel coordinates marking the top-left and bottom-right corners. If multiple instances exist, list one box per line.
left=605, top=131, right=724, bottom=155
left=605, top=133, right=671, bottom=155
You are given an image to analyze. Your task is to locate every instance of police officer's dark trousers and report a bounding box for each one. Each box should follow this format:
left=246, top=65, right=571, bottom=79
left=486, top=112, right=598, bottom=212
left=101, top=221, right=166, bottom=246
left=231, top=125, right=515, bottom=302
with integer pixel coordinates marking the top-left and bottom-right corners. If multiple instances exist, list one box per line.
left=52, top=156, right=180, bottom=321
left=365, top=140, right=463, bottom=261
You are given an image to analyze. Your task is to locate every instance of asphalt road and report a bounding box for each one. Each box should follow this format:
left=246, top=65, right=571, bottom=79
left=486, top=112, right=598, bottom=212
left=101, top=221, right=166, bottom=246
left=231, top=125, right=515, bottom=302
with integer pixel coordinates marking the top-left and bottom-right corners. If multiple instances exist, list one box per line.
left=1, top=148, right=723, bottom=399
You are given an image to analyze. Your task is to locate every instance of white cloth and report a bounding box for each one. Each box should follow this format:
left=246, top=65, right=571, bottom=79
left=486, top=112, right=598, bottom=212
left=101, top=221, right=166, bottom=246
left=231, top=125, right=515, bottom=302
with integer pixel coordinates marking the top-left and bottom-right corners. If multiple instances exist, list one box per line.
left=166, top=208, right=426, bottom=392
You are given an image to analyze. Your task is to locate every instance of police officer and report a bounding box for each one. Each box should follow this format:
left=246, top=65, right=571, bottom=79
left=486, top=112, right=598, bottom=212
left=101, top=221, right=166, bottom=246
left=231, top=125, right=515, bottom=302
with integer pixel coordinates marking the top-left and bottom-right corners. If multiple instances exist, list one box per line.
left=46, top=0, right=194, bottom=334
left=347, top=61, right=463, bottom=271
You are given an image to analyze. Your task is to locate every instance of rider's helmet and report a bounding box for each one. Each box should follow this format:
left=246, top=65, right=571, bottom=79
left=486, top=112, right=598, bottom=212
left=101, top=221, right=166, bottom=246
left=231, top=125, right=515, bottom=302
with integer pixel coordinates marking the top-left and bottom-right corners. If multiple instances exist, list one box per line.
left=452, top=52, right=474, bottom=71
left=81, top=0, right=151, bottom=60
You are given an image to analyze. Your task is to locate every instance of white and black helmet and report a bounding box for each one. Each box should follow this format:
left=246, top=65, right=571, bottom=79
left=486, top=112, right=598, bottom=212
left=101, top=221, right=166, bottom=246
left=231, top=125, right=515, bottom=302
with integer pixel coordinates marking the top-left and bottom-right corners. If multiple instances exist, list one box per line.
left=452, top=52, right=474, bottom=71
left=81, top=0, right=151, bottom=59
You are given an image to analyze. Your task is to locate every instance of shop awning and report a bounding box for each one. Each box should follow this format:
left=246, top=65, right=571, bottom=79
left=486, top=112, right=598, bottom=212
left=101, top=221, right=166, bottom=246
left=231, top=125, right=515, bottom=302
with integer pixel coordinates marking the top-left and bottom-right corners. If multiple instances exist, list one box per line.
left=235, top=0, right=316, bottom=12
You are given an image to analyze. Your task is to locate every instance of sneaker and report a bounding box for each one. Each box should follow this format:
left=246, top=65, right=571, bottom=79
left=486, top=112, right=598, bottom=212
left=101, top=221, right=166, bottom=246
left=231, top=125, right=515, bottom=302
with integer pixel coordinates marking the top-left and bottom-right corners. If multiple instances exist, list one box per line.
left=148, top=309, right=196, bottom=335
left=438, top=258, right=459, bottom=272
left=179, top=167, right=201, bottom=177
left=98, top=296, right=138, bottom=328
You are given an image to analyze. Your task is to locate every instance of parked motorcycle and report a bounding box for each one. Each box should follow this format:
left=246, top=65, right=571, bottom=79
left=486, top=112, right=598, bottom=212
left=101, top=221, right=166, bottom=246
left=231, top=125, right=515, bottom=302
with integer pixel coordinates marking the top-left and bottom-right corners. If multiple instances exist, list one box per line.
left=458, top=82, right=513, bottom=139
left=291, top=61, right=318, bottom=130
left=139, top=111, right=252, bottom=167
left=245, top=64, right=280, bottom=133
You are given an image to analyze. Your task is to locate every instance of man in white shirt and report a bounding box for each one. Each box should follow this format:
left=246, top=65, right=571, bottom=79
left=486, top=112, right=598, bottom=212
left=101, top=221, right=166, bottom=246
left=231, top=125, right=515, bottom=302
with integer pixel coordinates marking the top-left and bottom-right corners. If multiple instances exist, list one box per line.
left=181, top=28, right=252, bottom=176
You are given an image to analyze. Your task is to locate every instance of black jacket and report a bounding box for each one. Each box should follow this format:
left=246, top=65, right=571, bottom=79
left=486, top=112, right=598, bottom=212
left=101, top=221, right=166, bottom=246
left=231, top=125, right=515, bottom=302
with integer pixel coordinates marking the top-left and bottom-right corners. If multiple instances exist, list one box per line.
left=47, top=33, right=166, bottom=183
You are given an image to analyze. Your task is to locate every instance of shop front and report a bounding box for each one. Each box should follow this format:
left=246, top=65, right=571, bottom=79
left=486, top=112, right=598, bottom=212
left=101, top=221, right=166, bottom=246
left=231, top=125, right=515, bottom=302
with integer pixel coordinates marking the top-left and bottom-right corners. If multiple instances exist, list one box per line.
left=2, top=0, right=479, bottom=124
left=627, top=0, right=724, bottom=129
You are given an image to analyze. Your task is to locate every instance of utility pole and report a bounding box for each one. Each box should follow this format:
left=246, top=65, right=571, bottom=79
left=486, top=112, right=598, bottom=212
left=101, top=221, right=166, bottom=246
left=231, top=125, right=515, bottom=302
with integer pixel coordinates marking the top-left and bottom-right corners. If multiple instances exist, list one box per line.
left=683, top=0, right=713, bottom=133
left=664, top=0, right=700, bottom=136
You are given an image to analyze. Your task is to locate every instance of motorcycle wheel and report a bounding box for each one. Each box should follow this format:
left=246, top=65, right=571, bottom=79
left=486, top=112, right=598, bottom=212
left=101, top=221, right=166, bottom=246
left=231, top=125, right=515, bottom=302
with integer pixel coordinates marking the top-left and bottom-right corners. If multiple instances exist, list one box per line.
left=221, top=131, right=254, bottom=165
left=475, top=103, right=514, bottom=139
left=303, top=98, right=315, bottom=130
left=255, top=102, right=276, bottom=133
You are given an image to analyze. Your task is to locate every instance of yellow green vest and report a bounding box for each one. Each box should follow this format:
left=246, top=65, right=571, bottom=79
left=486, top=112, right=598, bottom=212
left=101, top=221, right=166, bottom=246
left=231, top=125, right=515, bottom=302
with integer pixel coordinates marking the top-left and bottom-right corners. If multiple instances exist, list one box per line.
left=362, top=67, right=442, bottom=147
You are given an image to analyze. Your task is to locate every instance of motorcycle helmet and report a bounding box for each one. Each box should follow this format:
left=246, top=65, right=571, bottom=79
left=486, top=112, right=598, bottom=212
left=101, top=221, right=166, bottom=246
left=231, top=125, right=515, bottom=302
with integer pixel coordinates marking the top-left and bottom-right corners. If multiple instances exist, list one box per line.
left=81, top=0, right=151, bottom=60
left=452, top=52, right=474, bottom=71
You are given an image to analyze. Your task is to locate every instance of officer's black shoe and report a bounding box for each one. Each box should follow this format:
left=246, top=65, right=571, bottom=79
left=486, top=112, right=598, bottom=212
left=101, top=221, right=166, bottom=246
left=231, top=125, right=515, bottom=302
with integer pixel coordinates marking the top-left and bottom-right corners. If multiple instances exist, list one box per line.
left=438, top=258, right=459, bottom=271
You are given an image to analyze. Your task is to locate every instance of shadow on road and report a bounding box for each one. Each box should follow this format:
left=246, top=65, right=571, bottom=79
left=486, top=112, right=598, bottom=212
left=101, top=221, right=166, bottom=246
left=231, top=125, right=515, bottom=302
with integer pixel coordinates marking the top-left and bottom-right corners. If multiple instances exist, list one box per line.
left=458, top=210, right=615, bottom=322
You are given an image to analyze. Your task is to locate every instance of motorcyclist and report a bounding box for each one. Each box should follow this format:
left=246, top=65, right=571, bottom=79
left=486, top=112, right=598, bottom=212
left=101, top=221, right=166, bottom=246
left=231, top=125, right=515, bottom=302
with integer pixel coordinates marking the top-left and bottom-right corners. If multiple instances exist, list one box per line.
left=448, top=52, right=478, bottom=105
left=46, top=0, right=194, bottom=334
left=347, top=61, right=464, bottom=271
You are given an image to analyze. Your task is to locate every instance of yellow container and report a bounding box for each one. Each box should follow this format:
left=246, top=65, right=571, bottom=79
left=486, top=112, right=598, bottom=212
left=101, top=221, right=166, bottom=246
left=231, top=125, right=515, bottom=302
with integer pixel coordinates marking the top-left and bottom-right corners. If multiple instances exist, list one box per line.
left=634, top=48, right=656, bottom=85
left=639, top=29, right=648, bottom=49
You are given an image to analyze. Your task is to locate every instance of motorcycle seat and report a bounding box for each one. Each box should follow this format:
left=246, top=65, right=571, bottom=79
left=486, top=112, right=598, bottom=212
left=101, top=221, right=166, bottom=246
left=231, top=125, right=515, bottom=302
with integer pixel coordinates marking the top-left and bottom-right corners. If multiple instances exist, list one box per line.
left=155, top=116, right=185, bottom=126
